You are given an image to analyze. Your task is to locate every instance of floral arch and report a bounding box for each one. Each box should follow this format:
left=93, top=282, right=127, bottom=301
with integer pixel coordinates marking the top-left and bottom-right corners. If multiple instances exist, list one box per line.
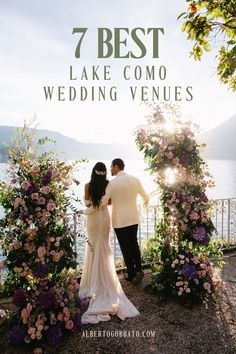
left=135, top=103, right=224, bottom=305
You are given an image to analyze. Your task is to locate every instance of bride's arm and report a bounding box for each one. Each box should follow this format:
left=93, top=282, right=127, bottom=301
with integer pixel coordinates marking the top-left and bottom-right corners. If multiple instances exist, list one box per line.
left=84, top=183, right=91, bottom=207
left=101, top=182, right=111, bottom=205
left=79, top=183, right=96, bottom=215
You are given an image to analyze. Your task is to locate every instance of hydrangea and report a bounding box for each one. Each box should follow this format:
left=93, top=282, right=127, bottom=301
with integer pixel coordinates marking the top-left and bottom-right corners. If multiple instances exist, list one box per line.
left=10, top=325, right=26, bottom=345
left=13, top=288, right=27, bottom=307
left=193, top=227, right=210, bottom=245
left=33, top=263, right=50, bottom=278
left=46, top=325, right=62, bottom=345
left=181, top=264, right=197, bottom=279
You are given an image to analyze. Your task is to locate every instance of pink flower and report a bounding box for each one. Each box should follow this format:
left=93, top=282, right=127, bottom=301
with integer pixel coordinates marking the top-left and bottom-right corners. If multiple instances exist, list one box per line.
left=66, top=320, right=74, bottom=330
left=38, top=197, right=46, bottom=205
left=47, top=200, right=55, bottom=211
left=186, top=144, right=193, bottom=151
left=52, top=252, right=61, bottom=262
left=31, top=166, right=40, bottom=176
left=21, top=180, right=31, bottom=190
left=41, top=186, right=51, bottom=194
left=166, top=151, right=174, bottom=159
left=64, top=181, right=71, bottom=188
left=31, top=193, right=39, bottom=200
left=0, top=262, right=7, bottom=269
left=13, top=242, right=22, bottom=249
left=14, top=197, right=24, bottom=209
left=189, top=211, right=199, bottom=220
left=173, top=157, right=179, bottom=165
left=52, top=168, right=59, bottom=176
left=37, top=246, right=47, bottom=258
left=203, top=282, right=211, bottom=292
left=192, top=256, right=199, bottom=264
left=28, top=327, right=36, bottom=335
left=33, top=347, right=43, bottom=354
left=57, top=313, right=64, bottom=321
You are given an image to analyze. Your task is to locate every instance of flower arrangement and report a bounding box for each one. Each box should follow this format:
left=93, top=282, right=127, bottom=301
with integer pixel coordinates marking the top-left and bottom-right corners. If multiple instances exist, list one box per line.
left=9, top=270, right=89, bottom=345
left=135, top=103, right=224, bottom=305
left=0, top=121, right=87, bottom=346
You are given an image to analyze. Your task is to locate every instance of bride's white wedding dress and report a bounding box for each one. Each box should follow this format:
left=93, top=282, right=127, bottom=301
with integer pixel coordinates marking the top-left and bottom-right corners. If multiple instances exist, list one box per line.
left=79, top=199, right=140, bottom=324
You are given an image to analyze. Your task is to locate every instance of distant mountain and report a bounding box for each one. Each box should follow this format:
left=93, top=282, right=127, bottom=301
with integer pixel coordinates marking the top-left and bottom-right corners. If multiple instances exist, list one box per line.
left=1, top=115, right=235, bottom=163
left=199, top=114, right=236, bottom=159
left=0, top=126, right=141, bottom=162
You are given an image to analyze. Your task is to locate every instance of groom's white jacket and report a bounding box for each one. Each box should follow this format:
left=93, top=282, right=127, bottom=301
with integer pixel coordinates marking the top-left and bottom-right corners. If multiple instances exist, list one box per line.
left=104, top=171, right=149, bottom=228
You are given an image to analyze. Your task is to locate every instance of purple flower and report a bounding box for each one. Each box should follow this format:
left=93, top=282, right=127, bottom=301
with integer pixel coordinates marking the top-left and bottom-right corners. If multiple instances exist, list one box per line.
left=76, top=297, right=90, bottom=310
left=193, top=227, right=206, bottom=241
left=42, top=169, right=52, bottom=186
left=179, top=152, right=191, bottom=167
left=180, top=193, right=188, bottom=202
left=46, top=325, right=62, bottom=345
left=193, top=227, right=210, bottom=245
left=7, top=232, right=14, bottom=240
left=10, top=325, right=26, bottom=345
left=73, top=312, right=81, bottom=329
left=199, top=192, right=208, bottom=202
left=65, top=246, right=74, bottom=256
left=12, top=288, right=27, bottom=307
left=26, top=183, right=37, bottom=195
left=20, top=207, right=30, bottom=221
left=37, top=289, right=55, bottom=309
left=181, top=264, right=197, bottom=279
left=34, top=263, right=50, bottom=278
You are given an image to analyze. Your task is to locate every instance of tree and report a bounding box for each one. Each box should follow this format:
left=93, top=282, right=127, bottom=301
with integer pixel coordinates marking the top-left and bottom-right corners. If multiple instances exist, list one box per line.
left=179, top=0, right=236, bottom=91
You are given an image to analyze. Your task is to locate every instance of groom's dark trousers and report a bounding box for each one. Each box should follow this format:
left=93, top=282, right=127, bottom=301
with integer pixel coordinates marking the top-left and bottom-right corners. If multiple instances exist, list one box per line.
left=114, top=224, right=141, bottom=279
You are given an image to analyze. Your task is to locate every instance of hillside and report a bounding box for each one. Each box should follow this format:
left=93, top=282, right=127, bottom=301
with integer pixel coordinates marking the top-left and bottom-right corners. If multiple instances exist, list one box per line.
left=199, top=114, right=236, bottom=159
left=1, top=114, right=235, bottom=163
left=0, top=126, right=141, bottom=162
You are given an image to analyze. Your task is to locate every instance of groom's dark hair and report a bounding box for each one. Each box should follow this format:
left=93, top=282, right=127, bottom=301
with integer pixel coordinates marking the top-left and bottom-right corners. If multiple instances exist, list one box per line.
left=112, top=158, right=125, bottom=170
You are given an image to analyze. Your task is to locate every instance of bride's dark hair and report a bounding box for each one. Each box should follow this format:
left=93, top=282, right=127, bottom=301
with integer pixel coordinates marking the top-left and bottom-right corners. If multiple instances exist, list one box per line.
left=89, top=162, right=109, bottom=208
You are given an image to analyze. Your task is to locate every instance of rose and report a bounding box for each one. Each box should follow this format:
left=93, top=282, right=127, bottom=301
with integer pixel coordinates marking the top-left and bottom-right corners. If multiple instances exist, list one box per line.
left=14, top=197, right=24, bottom=208
left=38, top=197, right=46, bottom=205
left=41, top=186, right=51, bottom=194
left=13, top=242, right=22, bottom=249
left=47, top=200, right=55, bottom=211
left=31, top=193, right=39, bottom=200
left=66, top=320, right=74, bottom=330
left=203, top=282, right=211, bottom=293
left=190, top=211, right=198, bottom=220
left=31, top=166, right=40, bottom=176
left=37, top=246, right=47, bottom=259
left=21, top=180, right=31, bottom=191
left=33, top=348, right=43, bottom=354
left=0, top=261, right=7, bottom=269
left=166, top=151, right=174, bottom=160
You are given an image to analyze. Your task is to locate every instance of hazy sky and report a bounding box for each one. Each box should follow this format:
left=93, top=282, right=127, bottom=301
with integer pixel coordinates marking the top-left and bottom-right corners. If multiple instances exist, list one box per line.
left=0, top=0, right=235, bottom=143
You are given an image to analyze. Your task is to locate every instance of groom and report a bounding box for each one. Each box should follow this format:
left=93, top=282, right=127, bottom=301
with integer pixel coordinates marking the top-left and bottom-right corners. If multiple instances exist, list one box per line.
left=104, top=158, right=149, bottom=285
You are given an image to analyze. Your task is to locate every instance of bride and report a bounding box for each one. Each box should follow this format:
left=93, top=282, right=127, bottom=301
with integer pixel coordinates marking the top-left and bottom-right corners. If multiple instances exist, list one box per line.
left=78, top=162, right=140, bottom=324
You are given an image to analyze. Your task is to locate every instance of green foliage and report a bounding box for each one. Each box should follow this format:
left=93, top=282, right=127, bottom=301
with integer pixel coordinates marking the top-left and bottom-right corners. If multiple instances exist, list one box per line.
left=179, top=0, right=236, bottom=91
